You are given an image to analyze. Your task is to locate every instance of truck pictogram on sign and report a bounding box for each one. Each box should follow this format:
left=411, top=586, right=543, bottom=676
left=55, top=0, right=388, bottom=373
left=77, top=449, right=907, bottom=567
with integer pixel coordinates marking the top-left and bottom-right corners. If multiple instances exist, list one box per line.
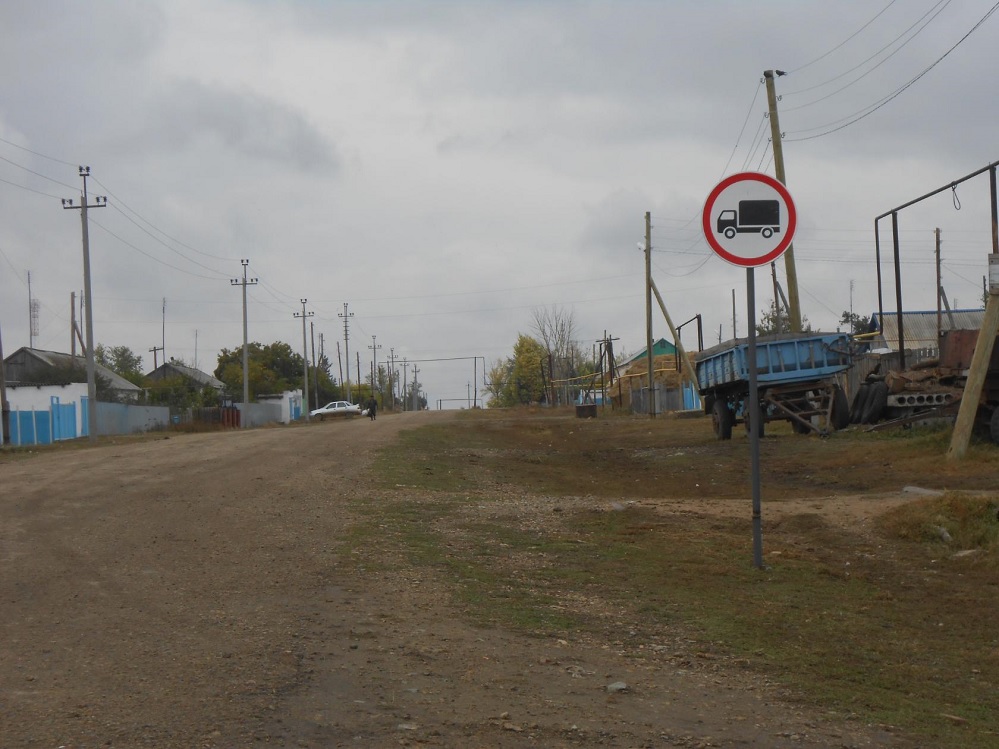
left=702, top=172, right=796, bottom=268
left=716, top=200, right=781, bottom=239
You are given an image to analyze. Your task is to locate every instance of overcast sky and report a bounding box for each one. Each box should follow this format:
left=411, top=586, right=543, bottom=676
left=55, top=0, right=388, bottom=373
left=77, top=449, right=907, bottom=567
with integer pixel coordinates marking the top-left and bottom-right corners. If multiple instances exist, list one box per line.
left=2, top=0, right=998, bottom=406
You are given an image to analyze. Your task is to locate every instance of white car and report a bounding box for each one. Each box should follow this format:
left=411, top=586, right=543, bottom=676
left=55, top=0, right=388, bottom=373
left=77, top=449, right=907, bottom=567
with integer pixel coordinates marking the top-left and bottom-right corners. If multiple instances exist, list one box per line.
left=310, top=401, right=361, bottom=420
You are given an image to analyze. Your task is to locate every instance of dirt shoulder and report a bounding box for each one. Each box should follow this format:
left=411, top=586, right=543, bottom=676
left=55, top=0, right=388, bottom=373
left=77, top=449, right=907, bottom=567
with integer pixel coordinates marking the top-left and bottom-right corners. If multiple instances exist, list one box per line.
left=2, top=411, right=909, bottom=748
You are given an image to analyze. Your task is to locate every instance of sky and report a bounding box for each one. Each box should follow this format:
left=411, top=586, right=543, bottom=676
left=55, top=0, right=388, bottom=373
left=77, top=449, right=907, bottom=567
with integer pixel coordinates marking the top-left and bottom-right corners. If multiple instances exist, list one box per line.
left=2, top=0, right=998, bottom=408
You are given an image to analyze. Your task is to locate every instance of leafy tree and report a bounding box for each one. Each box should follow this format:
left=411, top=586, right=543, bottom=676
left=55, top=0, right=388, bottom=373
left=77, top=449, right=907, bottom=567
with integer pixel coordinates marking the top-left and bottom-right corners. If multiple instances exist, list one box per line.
left=145, top=375, right=222, bottom=410
left=839, top=311, right=870, bottom=335
left=487, top=334, right=546, bottom=407
left=756, top=301, right=812, bottom=336
left=214, top=341, right=306, bottom=401
left=95, top=344, right=145, bottom=385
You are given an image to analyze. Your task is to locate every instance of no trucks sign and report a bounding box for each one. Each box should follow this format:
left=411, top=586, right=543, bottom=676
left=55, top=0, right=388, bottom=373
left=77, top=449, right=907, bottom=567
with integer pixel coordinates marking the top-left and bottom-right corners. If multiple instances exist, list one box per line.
left=702, top=172, right=797, bottom=267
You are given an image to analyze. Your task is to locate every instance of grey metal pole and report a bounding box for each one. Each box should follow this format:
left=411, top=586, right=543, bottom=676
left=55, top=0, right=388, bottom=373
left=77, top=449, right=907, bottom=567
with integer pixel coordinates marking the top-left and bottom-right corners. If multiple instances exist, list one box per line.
left=747, top=267, right=763, bottom=569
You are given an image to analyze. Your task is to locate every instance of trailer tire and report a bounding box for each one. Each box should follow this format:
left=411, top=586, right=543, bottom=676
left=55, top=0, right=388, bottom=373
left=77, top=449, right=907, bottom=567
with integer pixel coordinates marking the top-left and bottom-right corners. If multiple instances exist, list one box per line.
left=861, top=382, right=888, bottom=424
left=849, top=383, right=869, bottom=424
left=831, top=387, right=850, bottom=431
left=712, top=399, right=734, bottom=440
left=990, top=408, right=999, bottom=445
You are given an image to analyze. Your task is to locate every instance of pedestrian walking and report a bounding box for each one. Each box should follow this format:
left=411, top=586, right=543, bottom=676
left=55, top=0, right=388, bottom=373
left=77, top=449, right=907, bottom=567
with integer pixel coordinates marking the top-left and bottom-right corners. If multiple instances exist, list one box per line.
left=367, top=396, right=377, bottom=420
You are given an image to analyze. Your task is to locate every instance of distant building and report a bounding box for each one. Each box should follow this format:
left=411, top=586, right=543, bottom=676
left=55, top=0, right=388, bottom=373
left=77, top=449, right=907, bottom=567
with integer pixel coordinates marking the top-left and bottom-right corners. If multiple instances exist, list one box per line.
left=620, top=338, right=678, bottom=367
left=4, top=347, right=142, bottom=402
left=870, top=309, right=985, bottom=354
left=146, top=361, right=226, bottom=392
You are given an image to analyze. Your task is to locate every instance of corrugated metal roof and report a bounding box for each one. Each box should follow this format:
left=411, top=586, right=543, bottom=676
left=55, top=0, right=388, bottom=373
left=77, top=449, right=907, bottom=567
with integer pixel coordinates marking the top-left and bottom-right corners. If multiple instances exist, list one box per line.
left=7, top=348, right=141, bottom=391
left=148, top=362, right=225, bottom=390
left=872, top=309, right=985, bottom=351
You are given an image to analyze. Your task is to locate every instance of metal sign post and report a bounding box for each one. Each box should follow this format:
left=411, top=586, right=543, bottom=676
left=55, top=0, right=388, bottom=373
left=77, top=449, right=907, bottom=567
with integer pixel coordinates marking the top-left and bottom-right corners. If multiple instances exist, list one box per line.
left=703, top=172, right=797, bottom=569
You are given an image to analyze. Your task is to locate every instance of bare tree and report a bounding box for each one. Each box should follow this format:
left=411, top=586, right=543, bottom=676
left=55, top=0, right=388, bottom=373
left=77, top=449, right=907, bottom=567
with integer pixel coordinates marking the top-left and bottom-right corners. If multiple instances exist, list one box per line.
left=531, top=305, right=579, bottom=403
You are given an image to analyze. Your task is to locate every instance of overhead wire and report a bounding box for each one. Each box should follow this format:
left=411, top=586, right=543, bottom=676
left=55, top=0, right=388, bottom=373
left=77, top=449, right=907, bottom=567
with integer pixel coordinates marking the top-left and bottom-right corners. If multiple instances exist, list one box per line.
left=91, top=176, right=240, bottom=263
left=89, top=218, right=231, bottom=281
left=0, top=154, right=78, bottom=191
left=0, top=135, right=77, bottom=167
left=785, top=0, right=999, bottom=141
left=786, top=0, right=900, bottom=75
left=0, top=175, right=65, bottom=200
left=782, top=0, right=952, bottom=112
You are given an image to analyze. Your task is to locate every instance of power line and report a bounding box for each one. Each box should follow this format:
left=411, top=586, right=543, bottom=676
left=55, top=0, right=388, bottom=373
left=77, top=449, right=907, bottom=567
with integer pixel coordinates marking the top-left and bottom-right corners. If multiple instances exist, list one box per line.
left=0, top=135, right=77, bottom=167
left=787, top=0, right=900, bottom=75
left=89, top=218, right=230, bottom=280
left=782, top=0, right=952, bottom=112
left=91, top=176, right=239, bottom=263
left=105, top=203, right=231, bottom=276
left=0, top=154, right=77, bottom=190
left=0, top=175, right=64, bottom=200
left=786, top=0, right=999, bottom=141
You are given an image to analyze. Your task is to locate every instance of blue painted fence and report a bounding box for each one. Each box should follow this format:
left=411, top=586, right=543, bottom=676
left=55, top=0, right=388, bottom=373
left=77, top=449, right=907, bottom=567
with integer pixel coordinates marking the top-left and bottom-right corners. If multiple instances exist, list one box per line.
left=8, top=397, right=78, bottom=446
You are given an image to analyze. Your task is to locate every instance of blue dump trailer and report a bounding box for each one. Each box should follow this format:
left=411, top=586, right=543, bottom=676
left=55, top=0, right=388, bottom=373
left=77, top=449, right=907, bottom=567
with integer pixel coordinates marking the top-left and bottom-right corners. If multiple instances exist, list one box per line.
left=695, top=332, right=853, bottom=439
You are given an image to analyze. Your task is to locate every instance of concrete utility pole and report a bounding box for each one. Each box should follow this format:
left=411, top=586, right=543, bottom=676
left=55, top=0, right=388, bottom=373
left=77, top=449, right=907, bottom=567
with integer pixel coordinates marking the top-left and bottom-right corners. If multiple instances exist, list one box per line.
left=339, top=303, right=354, bottom=402
left=310, top=321, right=319, bottom=410
left=0, top=319, right=10, bottom=445
left=644, top=211, right=655, bottom=418
left=401, top=358, right=409, bottom=411
left=935, top=228, right=943, bottom=341
left=368, top=335, right=382, bottom=400
left=764, top=69, right=803, bottom=333
left=294, top=300, right=314, bottom=419
left=411, top=363, right=420, bottom=411
left=161, top=298, right=167, bottom=362
left=388, top=347, right=395, bottom=410
left=230, top=259, right=257, bottom=427
left=62, top=166, right=107, bottom=441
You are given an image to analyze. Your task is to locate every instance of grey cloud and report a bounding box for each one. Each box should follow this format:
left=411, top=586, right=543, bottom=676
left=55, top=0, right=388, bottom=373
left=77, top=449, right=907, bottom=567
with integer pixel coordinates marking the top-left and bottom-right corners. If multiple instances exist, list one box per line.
left=150, top=80, right=339, bottom=173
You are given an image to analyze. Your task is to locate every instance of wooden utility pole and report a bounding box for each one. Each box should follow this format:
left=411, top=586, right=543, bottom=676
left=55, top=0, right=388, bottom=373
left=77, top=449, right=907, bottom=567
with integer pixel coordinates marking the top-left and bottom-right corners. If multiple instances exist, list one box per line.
left=947, top=293, right=999, bottom=460
left=650, top=279, right=699, bottom=386
left=764, top=69, right=803, bottom=333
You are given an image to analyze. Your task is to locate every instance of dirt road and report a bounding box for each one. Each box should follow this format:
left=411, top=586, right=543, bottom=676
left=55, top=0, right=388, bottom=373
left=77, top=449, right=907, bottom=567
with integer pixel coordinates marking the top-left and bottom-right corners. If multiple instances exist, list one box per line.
left=1, top=411, right=906, bottom=747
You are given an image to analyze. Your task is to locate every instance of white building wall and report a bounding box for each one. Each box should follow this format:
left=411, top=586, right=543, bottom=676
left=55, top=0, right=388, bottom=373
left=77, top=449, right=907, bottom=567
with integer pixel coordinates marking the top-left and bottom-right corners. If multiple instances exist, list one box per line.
left=6, top=383, right=89, bottom=435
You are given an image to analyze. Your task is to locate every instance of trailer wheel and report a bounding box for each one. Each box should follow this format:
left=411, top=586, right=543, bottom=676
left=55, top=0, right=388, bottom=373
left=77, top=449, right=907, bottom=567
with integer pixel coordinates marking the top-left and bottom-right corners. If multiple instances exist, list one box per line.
left=830, top=386, right=850, bottom=431
left=849, top=383, right=869, bottom=424
left=761, top=227, right=773, bottom=239
left=861, top=382, right=888, bottom=424
left=990, top=408, right=999, bottom=445
left=712, top=399, right=734, bottom=440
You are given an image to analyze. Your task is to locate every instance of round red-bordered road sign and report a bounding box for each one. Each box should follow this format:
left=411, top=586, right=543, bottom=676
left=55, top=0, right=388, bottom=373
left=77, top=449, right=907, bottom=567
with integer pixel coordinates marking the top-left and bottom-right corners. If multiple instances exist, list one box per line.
left=702, top=172, right=797, bottom=268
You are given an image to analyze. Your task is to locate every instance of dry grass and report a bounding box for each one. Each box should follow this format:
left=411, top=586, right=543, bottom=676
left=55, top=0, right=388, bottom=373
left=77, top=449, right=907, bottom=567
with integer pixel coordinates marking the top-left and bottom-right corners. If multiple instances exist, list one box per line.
left=363, top=406, right=999, bottom=748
